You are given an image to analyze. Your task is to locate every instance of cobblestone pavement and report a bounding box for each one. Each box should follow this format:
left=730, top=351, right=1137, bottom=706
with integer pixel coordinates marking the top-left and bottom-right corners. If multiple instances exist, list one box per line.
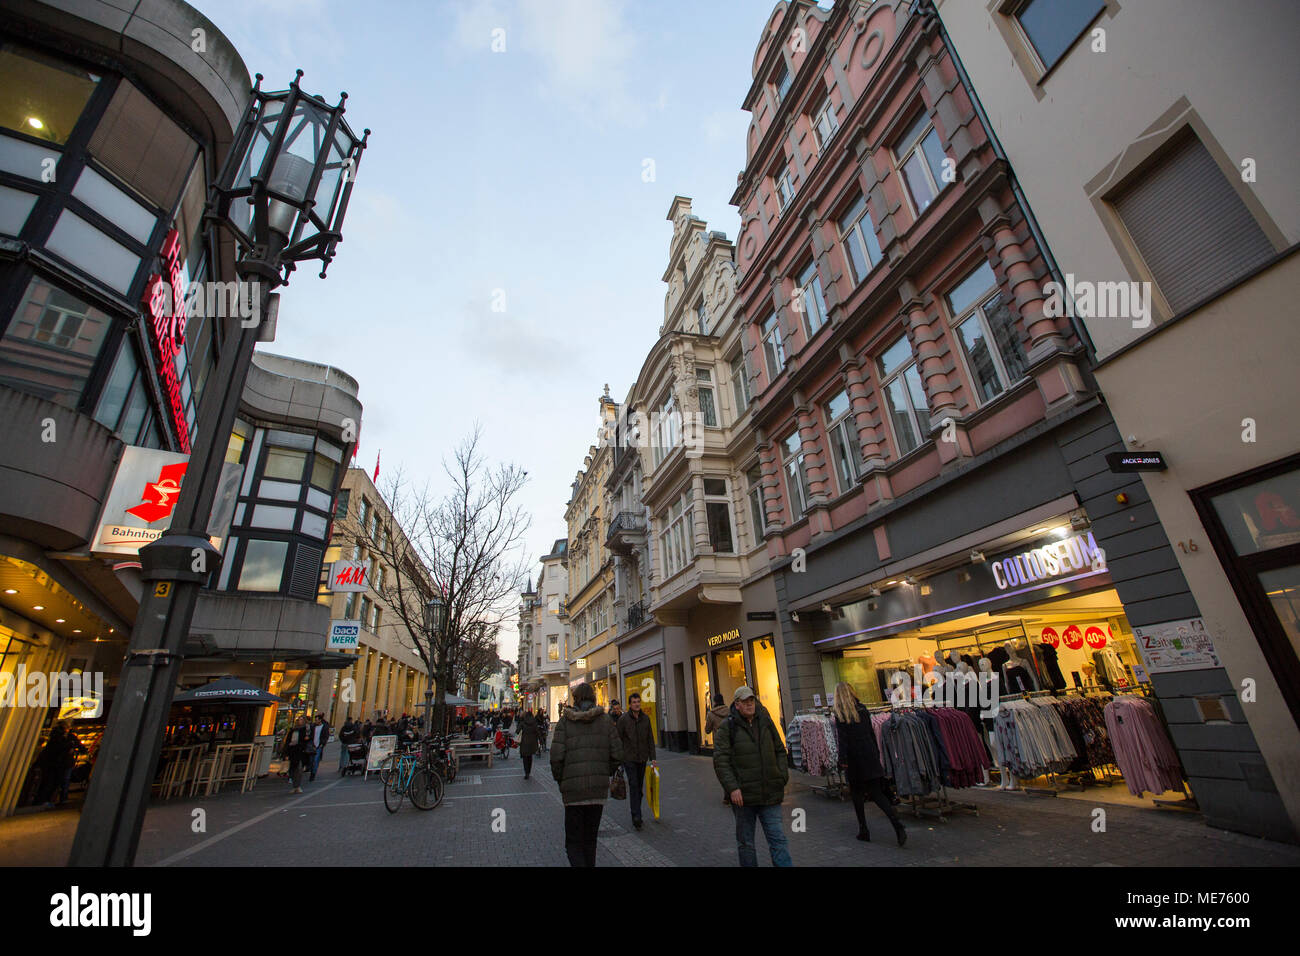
left=4, top=743, right=1299, bottom=867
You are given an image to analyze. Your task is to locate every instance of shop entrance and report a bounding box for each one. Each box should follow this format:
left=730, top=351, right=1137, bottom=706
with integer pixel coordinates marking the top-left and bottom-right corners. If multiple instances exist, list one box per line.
left=692, top=655, right=713, bottom=747
left=713, top=644, right=747, bottom=704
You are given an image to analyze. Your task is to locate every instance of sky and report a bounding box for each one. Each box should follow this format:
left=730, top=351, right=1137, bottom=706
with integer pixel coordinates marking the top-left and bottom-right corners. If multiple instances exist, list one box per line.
left=197, top=0, right=811, bottom=659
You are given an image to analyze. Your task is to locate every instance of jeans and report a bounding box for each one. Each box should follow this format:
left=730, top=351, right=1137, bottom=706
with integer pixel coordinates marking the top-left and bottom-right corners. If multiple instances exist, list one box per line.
left=732, top=802, right=793, bottom=867
left=310, top=745, right=324, bottom=779
left=623, top=761, right=647, bottom=823
left=563, top=804, right=604, bottom=866
left=338, top=740, right=351, bottom=771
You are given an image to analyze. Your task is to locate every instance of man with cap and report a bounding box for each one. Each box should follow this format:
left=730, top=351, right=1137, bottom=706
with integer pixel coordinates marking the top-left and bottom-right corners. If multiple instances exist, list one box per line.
left=712, top=685, right=792, bottom=867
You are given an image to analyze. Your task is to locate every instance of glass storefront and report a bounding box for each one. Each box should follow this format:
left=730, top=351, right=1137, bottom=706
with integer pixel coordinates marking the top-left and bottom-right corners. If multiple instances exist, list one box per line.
left=692, top=654, right=712, bottom=747
left=750, top=637, right=786, bottom=744
left=713, top=645, right=747, bottom=703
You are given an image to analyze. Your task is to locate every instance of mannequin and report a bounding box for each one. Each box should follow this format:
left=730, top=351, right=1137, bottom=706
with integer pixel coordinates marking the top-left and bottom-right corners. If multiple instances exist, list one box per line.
left=1002, top=641, right=1037, bottom=694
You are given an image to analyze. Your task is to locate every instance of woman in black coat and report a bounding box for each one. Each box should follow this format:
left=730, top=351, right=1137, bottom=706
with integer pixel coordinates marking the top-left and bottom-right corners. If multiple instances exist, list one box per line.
left=832, top=682, right=906, bottom=846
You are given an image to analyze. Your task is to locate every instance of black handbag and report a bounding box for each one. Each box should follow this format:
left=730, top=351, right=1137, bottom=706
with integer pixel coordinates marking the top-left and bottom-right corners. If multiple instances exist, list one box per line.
left=610, top=765, right=627, bottom=800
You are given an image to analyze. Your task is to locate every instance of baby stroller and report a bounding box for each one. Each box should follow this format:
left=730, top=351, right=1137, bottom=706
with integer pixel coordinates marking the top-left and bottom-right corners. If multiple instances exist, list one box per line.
left=340, top=739, right=368, bottom=776
left=493, top=729, right=517, bottom=760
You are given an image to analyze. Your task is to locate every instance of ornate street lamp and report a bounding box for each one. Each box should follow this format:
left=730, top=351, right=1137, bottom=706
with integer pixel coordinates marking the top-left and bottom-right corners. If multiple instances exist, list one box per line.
left=422, top=595, right=446, bottom=734
left=70, top=72, right=368, bottom=867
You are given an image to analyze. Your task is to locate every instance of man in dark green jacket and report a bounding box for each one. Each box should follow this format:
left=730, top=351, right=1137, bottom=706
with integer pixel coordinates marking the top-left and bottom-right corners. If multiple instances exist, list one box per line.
left=712, top=686, right=792, bottom=867
left=616, top=692, right=657, bottom=830
left=551, top=682, right=623, bottom=866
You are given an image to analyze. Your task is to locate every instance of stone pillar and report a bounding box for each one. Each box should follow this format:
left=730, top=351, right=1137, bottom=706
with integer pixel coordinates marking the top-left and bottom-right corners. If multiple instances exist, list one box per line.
left=793, top=388, right=833, bottom=536
left=755, top=426, right=787, bottom=554
left=840, top=343, right=893, bottom=507
left=690, top=472, right=712, bottom=556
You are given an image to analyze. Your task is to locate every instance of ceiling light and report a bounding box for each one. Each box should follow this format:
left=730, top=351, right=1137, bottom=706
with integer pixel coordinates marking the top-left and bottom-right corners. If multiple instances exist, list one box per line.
left=56, top=618, right=65, bottom=624
left=1052, top=526, right=1071, bottom=538
left=27, top=117, right=44, bottom=130
left=867, top=587, right=881, bottom=598
left=73, top=628, right=81, bottom=633
left=885, top=580, right=897, bottom=586
left=1032, top=527, right=1049, bottom=534
left=33, top=605, right=44, bottom=611
left=969, top=550, right=986, bottom=564
left=902, top=576, right=918, bottom=586
left=4, top=588, right=17, bottom=594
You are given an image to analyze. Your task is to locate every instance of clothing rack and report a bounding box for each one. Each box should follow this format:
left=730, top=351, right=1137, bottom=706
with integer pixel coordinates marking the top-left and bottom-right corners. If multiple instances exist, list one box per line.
left=791, top=708, right=848, bottom=800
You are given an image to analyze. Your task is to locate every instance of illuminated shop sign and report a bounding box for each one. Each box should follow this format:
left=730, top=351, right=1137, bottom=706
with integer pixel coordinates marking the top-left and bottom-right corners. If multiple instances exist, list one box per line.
left=707, top=628, right=741, bottom=647
left=990, top=532, right=1104, bottom=590
left=328, top=561, right=368, bottom=592
left=141, top=228, right=190, bottom=453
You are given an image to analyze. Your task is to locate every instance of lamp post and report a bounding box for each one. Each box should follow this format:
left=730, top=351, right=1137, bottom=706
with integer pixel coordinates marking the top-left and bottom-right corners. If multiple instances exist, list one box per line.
left=70, top=72, right=367, bottom=866
left=424, top=595, right=447, bottom=733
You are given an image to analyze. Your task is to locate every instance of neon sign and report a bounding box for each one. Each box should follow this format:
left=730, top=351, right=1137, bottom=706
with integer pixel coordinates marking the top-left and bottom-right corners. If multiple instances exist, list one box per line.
left=141, top=228, right=190, bottom=453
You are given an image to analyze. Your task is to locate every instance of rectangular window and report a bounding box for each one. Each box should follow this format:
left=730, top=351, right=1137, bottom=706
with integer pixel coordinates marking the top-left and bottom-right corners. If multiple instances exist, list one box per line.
left=948, top=261, right=1027, bottom=404
left=549, top=635, right=559, bottom=661
left=703, top=477, right=734, bottom=554
left=264, top=447, right=307, bottom=482
left=659, top=489, right=694, bottom=578
left=696, top=367, right=718, bottom=427
left=1111, top=133, right=1276, bottom=316
left=798, top=259, right=828, bottom=336
left=747, top=466, right=766, bottom=544
left=775, top=169, right=794, bottom=211
left=782, top=432, right=810, bottom=522
left=878, top=336, right=928, bottom=456
left=360, top=596, right=372, bottom=630
left=0, top=277, right=112, bottom=410
left=730, top=354, right=751, bottom=412
left=893, top=111, right=949, bottom=216
left=238, top=539, right=287, bottom=592
left=825, top=389, right=863, bottom=494
left=838, top=194, right=883, bottom=284
left=310, top=452, right=336, bottom=490
left=344, top=590, right=359, bottom=619
left=1014, top=0, right=1106, bottom=72
left=762, top=315, right=786, bottom=381
left=654, top=390, right=680, bottom=465
left=0, top=44, right=99, bottom=146
left=813, top=98, right=839, bottom=150
left=773, top=61, right=792, bottom=103
left=696, top=298, right=709, bottom=335
left=45, top=210, right=140, bottom=295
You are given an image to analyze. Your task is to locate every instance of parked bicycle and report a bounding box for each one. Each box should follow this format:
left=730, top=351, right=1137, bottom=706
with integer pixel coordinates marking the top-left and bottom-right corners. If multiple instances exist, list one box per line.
left=383, top=743, right=443, bottom=813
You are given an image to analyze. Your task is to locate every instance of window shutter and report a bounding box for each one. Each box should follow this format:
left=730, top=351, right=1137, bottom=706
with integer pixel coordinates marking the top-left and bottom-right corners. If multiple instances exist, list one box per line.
left=1113, top=134, right=1274, bottom=315
left=289, top=543, right=324, bottom=599
left=88, top=82, right=198, bottom=212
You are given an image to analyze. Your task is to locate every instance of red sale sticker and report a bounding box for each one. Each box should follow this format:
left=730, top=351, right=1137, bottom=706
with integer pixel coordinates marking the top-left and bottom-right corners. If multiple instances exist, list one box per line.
left=1040, top=626, right=1060, bottom=648
left=1084, top=626, right=1107, bottom=649
left=1063, top=624, right=1084, bottom=649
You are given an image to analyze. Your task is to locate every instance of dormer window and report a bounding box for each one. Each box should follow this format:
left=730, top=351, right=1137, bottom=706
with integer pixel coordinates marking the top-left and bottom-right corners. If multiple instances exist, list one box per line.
left=773, top=60, right=792, bottom=104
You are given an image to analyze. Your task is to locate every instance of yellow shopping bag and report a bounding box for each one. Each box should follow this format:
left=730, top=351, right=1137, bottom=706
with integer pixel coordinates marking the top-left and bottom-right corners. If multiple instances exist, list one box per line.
left=645, top=764, right=660, bottom=821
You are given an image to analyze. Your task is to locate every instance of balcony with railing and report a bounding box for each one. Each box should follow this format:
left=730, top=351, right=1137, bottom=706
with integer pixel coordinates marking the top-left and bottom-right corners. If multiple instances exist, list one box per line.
left=606, top=510, right=647, bottom=554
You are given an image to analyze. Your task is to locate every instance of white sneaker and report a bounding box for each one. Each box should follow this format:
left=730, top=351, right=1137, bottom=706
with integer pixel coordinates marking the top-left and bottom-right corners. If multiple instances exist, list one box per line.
left=293, top=787, right=303, bottom=794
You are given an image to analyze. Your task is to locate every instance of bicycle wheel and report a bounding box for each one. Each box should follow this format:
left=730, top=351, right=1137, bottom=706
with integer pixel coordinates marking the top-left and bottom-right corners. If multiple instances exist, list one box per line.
left=377, top=754, right=394, bottom=786
left=409, top=766, right=444, bottom=810
left=383, top=764, right=405, bottom=813
left=442, top=755, right=457, bottom=783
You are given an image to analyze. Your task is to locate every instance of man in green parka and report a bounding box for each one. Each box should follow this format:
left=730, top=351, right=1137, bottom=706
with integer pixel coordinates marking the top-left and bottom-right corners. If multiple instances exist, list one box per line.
left=712, top=686, right=792, bottom=866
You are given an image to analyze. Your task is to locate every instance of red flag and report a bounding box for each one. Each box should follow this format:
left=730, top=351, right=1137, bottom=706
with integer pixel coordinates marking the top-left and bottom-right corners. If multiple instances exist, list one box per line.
left=373, top=450, right=380, bottom=482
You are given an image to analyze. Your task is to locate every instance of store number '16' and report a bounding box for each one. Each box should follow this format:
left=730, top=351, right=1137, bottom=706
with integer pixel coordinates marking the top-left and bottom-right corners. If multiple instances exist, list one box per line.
left=1176, top=540, right=1200, bottom=554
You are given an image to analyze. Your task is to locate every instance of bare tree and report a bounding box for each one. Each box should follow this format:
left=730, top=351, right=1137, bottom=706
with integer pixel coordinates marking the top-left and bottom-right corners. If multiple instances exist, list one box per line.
left=457, top=623, right=502, bottom=706
left=350, top=426, right=530, bottom=732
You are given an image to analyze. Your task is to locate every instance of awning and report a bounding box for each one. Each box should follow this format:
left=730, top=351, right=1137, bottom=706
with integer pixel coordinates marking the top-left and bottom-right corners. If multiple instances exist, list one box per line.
left=173, top=677, right=282, bottom=706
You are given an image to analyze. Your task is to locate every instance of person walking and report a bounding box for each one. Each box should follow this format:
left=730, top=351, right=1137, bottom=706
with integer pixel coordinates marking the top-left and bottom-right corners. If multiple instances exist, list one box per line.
left=704, top=692, right=731, bottom=804
left=517, top=708, right=540, bottom=780
left=34, top=723, right=76, bottom=808
left=712, top=686, right=792, bottom=867
left=550, top=682, right=622, bottom=867
left=281, top=716, right=314, bottom=793
left=537, top=710, right=549, bottom=753
left=608, top=699, right=623, bottom=725
left=309, top=713, right=331, bottom=782
left=832, top=682, right=906, bottom=846
left=616, top=692, right=656, bottom=830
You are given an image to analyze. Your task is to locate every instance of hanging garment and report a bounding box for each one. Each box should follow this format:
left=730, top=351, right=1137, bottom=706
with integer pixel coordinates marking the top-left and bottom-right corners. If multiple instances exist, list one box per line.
left=1104, top=696, right=1184, bottom=796
left=792, top=714, right=838, bottom=776
left=1038, top=643, right=1067, bottom=690
left=992, top=699, right=1079, bottom=778
left=929, top=707, right=990, bottom=788
left=878, top=711, right=943, bottom=797
left=785, top=719, right=803, bottom=772
left=1004, top=665, right=1034, bottom=695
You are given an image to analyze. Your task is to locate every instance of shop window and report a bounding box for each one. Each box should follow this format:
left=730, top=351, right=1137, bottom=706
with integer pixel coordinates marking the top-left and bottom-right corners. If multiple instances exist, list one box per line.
left=264, top=447, right=307, bottom=482
left=877, top=335, right=928, bottom=456
left=1012, top=0, right=1106, bottom=72
left=238, top=539, right=288, bottom=592
left=797, top=259, right=828, bottom=337
left=824, top=389, right=862, bottom=494
left=45, top=210, right=140, bottom=294
left=703, top=478, right=734, bottom=554
left=88, top=80, right=197, bottom=211
left=0, top=184, right=38, bottom=235
left=947, top=262, right=1027, bottom=404
left=696, top=367, right=718, bottom=427
left=549, top=635, right=559, bottom=661
left=761, top=314, right=786, bottom=381
left=838, top=193, right=882, bottom=284
left=893, top=111, right=949, bottom=216
left=0, top=44, right=99, bottom=145
left=782, top=431, right=810, bottom=522
left=747, top=465, right=766, bottom=544
left=0, top=277, right=112, bottom=409
left=1111, top=132, right=1276, bottom=316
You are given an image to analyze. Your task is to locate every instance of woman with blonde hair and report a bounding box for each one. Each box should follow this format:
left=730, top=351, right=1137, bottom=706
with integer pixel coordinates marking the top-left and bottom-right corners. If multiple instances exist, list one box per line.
left=833, top=681, right=906, bottom=846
